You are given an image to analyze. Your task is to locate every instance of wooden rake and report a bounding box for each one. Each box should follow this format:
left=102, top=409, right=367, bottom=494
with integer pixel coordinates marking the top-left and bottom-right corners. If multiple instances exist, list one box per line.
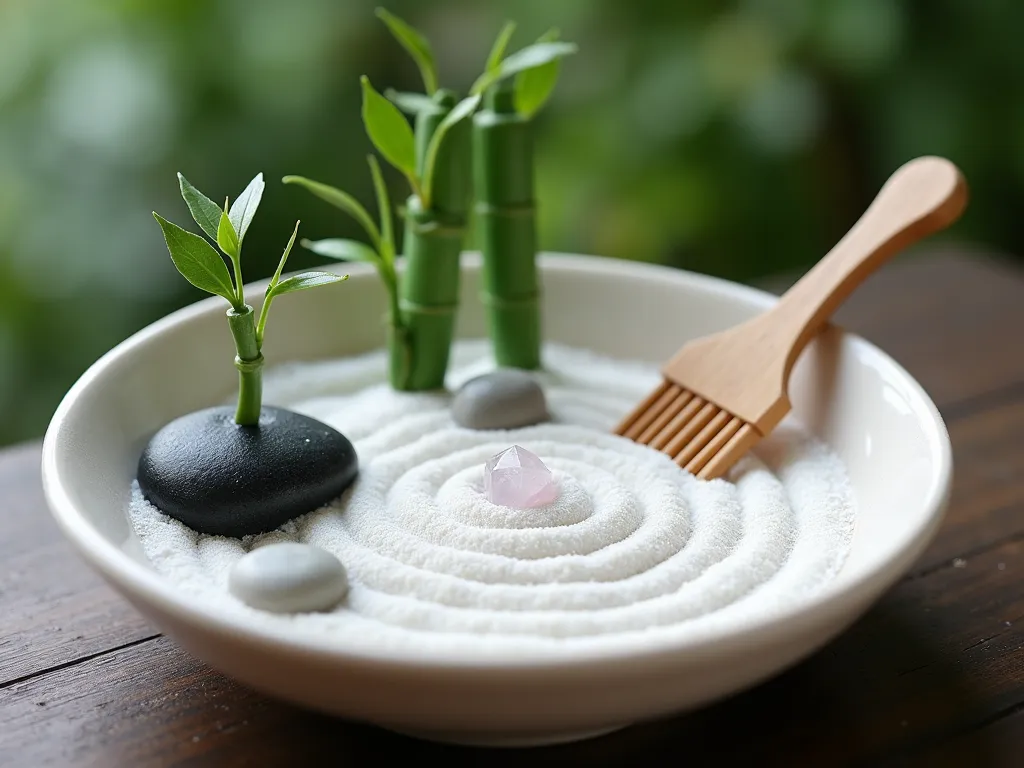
left=614, top=156, right=968, bottom=479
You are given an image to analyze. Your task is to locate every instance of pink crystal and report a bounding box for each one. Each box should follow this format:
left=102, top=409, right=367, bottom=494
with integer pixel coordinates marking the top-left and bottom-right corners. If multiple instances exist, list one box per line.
left=484, top=445, right=559, bottom=508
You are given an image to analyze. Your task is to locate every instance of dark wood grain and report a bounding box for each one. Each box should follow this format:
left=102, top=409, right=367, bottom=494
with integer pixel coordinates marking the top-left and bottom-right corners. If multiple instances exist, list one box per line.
left=914, top=706, right=1024, bottom=767
left=630, top=538, right=1024, bottom=767
left=2, top=252, right=1024, bottom=767
left=2, top=543, right=1021, bottom=766
left=913, top=396, right=1024, bottom=573
left=0, top=444, right=155, bottom=685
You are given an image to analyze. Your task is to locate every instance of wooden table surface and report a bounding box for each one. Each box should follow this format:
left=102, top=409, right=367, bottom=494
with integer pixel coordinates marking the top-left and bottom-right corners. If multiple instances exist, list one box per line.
left=2, top=249, right=1024, bottom=767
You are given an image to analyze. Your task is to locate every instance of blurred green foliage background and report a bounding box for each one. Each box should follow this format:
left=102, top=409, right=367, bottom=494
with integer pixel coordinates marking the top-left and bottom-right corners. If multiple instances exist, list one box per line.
left=0, top=0, right=1019, bottom=445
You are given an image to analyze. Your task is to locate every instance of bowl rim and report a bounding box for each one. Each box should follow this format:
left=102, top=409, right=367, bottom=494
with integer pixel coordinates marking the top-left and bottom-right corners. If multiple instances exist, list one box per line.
left=40, top=252, right=952, bottom=674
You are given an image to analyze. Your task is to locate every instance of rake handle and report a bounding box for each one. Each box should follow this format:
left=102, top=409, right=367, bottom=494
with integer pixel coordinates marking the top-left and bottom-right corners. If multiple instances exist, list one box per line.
left=773, top=156, right=968, bottom=377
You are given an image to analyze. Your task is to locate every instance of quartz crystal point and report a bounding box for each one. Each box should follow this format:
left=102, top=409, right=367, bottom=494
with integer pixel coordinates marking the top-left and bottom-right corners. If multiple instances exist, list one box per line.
left=484, top=445, right=559, bottom=508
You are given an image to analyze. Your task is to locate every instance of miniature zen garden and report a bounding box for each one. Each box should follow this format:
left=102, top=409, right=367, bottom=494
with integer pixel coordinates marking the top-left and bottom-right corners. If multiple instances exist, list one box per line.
left=130, top=9, right=855, bottom=648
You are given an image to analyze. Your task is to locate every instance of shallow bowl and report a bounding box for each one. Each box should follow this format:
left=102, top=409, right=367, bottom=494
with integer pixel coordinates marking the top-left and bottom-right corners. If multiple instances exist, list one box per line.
left=41, top=254, right=951, bottom=746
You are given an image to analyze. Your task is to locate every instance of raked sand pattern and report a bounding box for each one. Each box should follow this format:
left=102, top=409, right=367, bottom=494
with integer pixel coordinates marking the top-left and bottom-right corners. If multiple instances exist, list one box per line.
left=128, top=341, right=855, bottom=657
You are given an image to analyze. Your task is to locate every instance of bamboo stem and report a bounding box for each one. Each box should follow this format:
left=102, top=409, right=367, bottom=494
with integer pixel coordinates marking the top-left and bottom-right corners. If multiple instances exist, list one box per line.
left=227, top=306, right=264, bottom=425
left=379, top=266, right=408, bottom=390
left=472, top=80, right=541, bottom=370
left=387, top=321, right=411, bottom=390
left=400, top=195, right=464, bottom=390
left=397, top=89, right=471, bottom=390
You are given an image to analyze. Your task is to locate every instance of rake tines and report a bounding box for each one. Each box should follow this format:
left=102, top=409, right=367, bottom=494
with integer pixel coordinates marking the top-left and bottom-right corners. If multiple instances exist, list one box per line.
left=615, top=385, right=760, bottom=478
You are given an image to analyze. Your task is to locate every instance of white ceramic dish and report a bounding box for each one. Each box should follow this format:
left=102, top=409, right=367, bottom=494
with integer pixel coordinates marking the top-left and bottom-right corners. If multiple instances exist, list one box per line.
left=41, top=254, right=951, bottom=747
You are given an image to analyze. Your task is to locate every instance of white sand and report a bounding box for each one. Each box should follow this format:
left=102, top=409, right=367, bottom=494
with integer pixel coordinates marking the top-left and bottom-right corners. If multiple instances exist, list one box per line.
left=128, top=340, right=855, bottom=656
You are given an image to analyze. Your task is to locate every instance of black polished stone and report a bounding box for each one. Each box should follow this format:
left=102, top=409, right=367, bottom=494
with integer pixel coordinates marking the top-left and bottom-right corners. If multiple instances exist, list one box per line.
left=137, top=406, right=358, bottom=537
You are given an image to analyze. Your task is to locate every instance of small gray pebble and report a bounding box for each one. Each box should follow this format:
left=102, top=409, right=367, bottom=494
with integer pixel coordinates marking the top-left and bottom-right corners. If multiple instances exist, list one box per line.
left=228, top=542, right=348, bottom=614
left=452, top=369, right=549, bottom=430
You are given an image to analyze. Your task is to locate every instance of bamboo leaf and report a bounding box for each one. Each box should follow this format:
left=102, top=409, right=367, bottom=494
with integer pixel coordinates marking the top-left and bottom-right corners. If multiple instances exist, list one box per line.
left=228, top=173, right=265, bottom=242
left=177, top=173, right=221, bottom=242
left=514, top=29, right=564, bottom=118
left=375, top=7, right=438, bottom=94
left=486, top=21, right=517, bottom=73
left=385, top=89, right=435, bottom=115
left=360, top=76, right=418, bottom=185
left=257, top=220, right=303, bottom=344
left=421, top=93, right=481, bottom=207
left=153, top=213, right=236, bottom=303
left=269, top=220, right=301, bottom=288
left=367, top=155, right=395, bottom=266
left=301, top=238, right=380, bottom=264
left=471, top=41, right=578, bottom=96
left=217, top=210, right=239, bottom=258
left=270, top=271, right=349, bottom=297
left=282, top=175, right=382, bottom=251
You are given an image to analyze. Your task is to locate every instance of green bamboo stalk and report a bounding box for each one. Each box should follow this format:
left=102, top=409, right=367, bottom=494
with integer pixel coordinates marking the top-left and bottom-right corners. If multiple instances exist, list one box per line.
left=472, top=79, right=541, bottom=369
left=227, top=306, right=263, bottom=425
left=357, top=12, right=573, bottom=387
left=400, top=88, right=472, bottom=389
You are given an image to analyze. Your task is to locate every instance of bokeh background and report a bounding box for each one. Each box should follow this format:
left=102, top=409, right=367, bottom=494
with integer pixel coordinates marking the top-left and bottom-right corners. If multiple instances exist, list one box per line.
left=0, top=0, right=1019, bottom=445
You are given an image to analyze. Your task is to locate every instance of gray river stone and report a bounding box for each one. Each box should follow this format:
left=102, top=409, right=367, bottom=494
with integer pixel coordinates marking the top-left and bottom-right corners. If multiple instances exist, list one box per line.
left=228, top=542, right=349, bottom=613
left=452, top=369, right=549, bottom=430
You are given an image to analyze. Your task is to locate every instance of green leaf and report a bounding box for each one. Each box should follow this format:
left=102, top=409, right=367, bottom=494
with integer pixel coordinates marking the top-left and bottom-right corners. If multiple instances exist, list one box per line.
left=385, top=89, right=436, bottom=115
left=514, top=29, right=563, bottom=118
left=422, top=93, right=481, bottom=206
left=367, top=154, right=394, bottom=266
left=486, top=21, right=517, bottom=73
left=257, top=220, right=303, bottom=344
left=282, top=175, right=382, bottom=251
left=301, top=238, right=380, bottom=264
left=177, top=173, right=222, bottom=242
left=217, top=210, right=239, bottom=258
left=361, top=76, right=418, bottom=185
left=228, top=173, right=264, bottom=243
left=269, top=220, right=301, bottom=288
left=471, top=41, right=578, bottom=96
left=153, top=213, right=237, bottom=304
left=270, top=271, right=349, bottom=298
left=375, top=7, right=438, bottom=94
